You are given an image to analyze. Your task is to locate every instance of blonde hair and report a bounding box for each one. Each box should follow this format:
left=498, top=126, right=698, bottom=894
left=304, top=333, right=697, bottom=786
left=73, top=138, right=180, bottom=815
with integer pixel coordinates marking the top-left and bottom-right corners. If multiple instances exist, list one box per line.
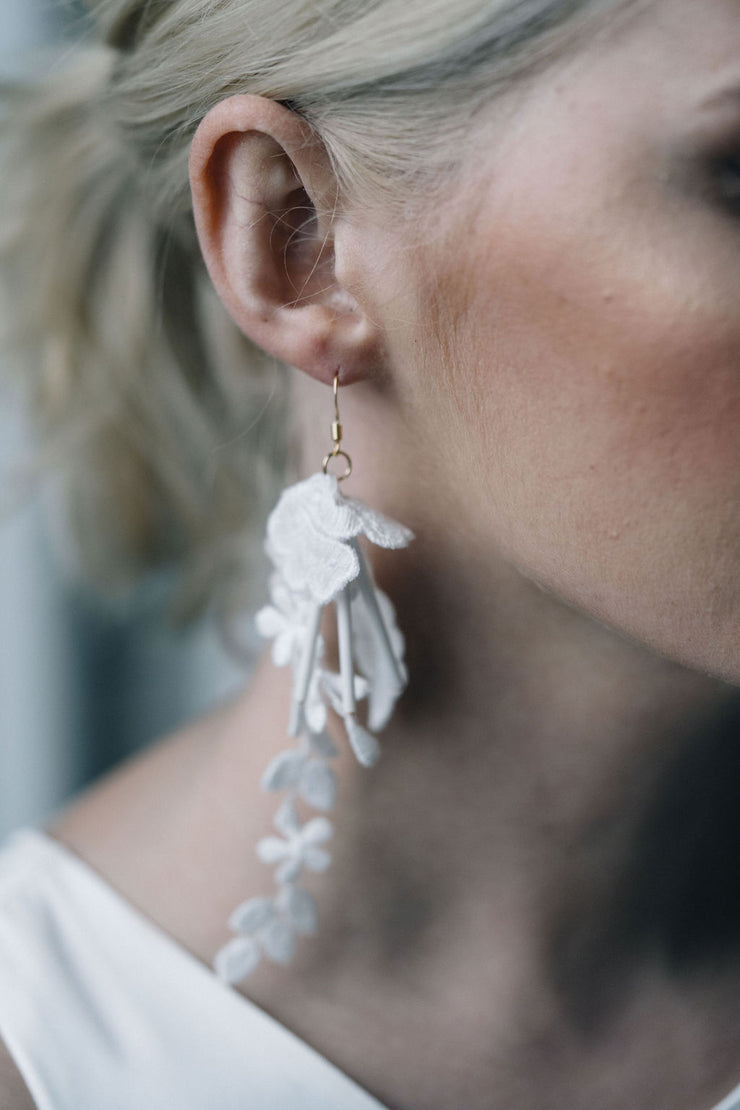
left=0, top=0, right=630, bottom=624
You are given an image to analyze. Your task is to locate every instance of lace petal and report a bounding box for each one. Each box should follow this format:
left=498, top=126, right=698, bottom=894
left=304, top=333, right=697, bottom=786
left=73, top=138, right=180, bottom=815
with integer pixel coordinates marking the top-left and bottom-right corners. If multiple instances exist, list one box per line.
left=260, top=918, right=297, bottom=965
left=304, top=847, right=331, bottom=873
left=307, top=730, right=338, bottom=758
left=261, top=750, right=306, bottom=792
left=256, top=836, right=290, bottom=864
left=299, top=761, right=337, bottom=811
left=213, top=936, right=261, bottom=983
left=272, top=630, right=296, bottom=667
left=345, top=717, right=381, bottom=767
left=228, top=896, right=276, bottom=934
left=255, top=606, right=284, bottom=638
left=281, top=886, right=319, bottom=936
left=342, top=492, right=415, bottom=549
left=276, top=856, right=304, bottom=884
left=301, top=816, right=333, bottom=844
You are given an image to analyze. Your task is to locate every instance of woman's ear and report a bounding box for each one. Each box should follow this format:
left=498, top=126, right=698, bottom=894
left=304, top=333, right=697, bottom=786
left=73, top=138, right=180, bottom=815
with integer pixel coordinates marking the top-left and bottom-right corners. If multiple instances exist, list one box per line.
left=189, top=95, right=381, bottom=385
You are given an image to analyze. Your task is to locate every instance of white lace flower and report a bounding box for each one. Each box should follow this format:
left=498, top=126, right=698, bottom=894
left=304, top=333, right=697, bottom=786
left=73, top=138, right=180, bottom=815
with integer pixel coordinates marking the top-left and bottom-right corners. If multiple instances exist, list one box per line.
left=215, top=899, right=289, bottom=980
left=257, top=815, right=333, bottom=884
left=261, top=742, right=338, bottom=811
left=266, top=473, right=414, bottom=605
left=252, top=888, right=319, bottom=965
left=228, top=889, right=317, bottom=966
left=215, top=883, right=321, bottom=980
left=255, top=573, right=320, bottom=667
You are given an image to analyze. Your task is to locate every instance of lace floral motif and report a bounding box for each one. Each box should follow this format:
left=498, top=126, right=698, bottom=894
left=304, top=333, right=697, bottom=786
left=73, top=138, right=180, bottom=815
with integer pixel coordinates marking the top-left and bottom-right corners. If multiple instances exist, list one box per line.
left=213, top=473, right=413, bottom=984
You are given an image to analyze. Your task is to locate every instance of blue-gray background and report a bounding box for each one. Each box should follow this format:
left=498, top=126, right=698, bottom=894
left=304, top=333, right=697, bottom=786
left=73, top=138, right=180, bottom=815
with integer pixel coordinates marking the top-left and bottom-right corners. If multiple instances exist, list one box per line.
left=0, top=0, right=251, bottom=839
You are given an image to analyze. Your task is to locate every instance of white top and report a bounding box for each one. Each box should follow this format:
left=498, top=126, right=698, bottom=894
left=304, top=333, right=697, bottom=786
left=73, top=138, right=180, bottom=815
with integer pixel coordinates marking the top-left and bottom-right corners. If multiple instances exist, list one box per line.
left=0, top=826, right=387, bottom=1110
left=0, top=825, right=738, bottom=1110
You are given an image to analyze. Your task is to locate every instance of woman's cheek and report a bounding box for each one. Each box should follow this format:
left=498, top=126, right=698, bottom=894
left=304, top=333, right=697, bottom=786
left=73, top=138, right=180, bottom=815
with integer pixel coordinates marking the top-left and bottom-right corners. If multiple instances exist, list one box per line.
left=419, top=200, right=740, bottom=677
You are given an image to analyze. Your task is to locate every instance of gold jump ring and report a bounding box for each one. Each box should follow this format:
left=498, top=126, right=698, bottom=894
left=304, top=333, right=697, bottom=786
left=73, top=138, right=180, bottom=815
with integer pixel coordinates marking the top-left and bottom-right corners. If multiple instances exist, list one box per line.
left=322, top=372, right=352, bottom=481
left=322, top=448, right=353, bottom=481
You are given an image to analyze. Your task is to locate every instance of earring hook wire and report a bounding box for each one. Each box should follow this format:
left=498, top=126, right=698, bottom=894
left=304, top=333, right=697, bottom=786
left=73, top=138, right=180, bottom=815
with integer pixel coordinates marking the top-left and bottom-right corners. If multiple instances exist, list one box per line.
left=322, top=371, right=352, bottom=481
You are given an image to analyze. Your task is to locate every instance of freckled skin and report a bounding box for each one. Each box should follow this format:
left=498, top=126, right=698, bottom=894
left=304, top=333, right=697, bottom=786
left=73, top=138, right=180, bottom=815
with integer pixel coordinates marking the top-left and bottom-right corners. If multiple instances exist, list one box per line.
left=357, top=0, right=740, bottom=682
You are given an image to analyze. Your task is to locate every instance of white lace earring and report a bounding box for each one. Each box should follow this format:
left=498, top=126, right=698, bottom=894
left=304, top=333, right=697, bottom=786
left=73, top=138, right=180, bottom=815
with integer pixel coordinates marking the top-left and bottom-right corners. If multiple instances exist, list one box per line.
left=214, top=372, right=414, bottom=984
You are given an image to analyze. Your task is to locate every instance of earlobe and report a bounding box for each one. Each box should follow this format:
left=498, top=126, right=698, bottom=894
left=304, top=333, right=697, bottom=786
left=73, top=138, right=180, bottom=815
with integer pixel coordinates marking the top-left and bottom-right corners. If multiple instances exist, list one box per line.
left=189, top=95, right=381, bottom=386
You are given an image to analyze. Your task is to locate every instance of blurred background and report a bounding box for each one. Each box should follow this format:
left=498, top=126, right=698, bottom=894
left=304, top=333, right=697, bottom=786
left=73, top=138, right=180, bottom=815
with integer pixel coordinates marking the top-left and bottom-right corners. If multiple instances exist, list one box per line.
left=0, top=0, right=249, bottom=840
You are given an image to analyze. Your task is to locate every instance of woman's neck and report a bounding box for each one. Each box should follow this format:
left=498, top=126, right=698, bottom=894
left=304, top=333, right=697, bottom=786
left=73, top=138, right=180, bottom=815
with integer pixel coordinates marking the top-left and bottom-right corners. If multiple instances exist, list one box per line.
left=209, top=532, right=740, bottom=1108
left=315, top=529, right=737, bottom=988
left=47, top=519, right=740, bottom=1110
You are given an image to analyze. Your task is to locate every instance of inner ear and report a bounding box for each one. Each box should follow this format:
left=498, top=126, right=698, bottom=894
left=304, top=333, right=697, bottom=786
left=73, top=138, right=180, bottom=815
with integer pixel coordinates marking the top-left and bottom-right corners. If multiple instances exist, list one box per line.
left=275, top=184, right=335, bottom=307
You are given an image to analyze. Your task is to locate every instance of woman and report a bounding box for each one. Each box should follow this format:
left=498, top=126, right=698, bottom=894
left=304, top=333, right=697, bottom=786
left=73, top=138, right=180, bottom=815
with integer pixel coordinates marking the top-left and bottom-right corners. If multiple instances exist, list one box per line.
left=1, top=0, right=740, bottom=1106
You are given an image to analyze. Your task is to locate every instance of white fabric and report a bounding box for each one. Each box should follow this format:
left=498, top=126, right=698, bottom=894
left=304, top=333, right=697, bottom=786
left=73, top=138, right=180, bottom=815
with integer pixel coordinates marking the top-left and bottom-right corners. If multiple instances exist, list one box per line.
left=0, top=826, right=388, bottom=1110
left=713, top=1087, right=740, bottom=1110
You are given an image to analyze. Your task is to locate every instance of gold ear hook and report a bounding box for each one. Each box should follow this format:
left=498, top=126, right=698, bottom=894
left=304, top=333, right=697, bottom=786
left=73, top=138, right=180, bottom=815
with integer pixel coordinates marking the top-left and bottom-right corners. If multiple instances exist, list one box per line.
left=322, top=371, right=353, bottom=481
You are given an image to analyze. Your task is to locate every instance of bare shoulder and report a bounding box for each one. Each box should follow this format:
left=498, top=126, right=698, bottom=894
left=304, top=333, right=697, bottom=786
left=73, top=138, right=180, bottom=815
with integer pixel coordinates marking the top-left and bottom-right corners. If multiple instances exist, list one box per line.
left=45, top=664, right=271, bottom=888
left=46, top=697, right=227, bottom=863
left=0, top=1037, right=38, bottom=1110
left=42, top=691, right=259, bottom=964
